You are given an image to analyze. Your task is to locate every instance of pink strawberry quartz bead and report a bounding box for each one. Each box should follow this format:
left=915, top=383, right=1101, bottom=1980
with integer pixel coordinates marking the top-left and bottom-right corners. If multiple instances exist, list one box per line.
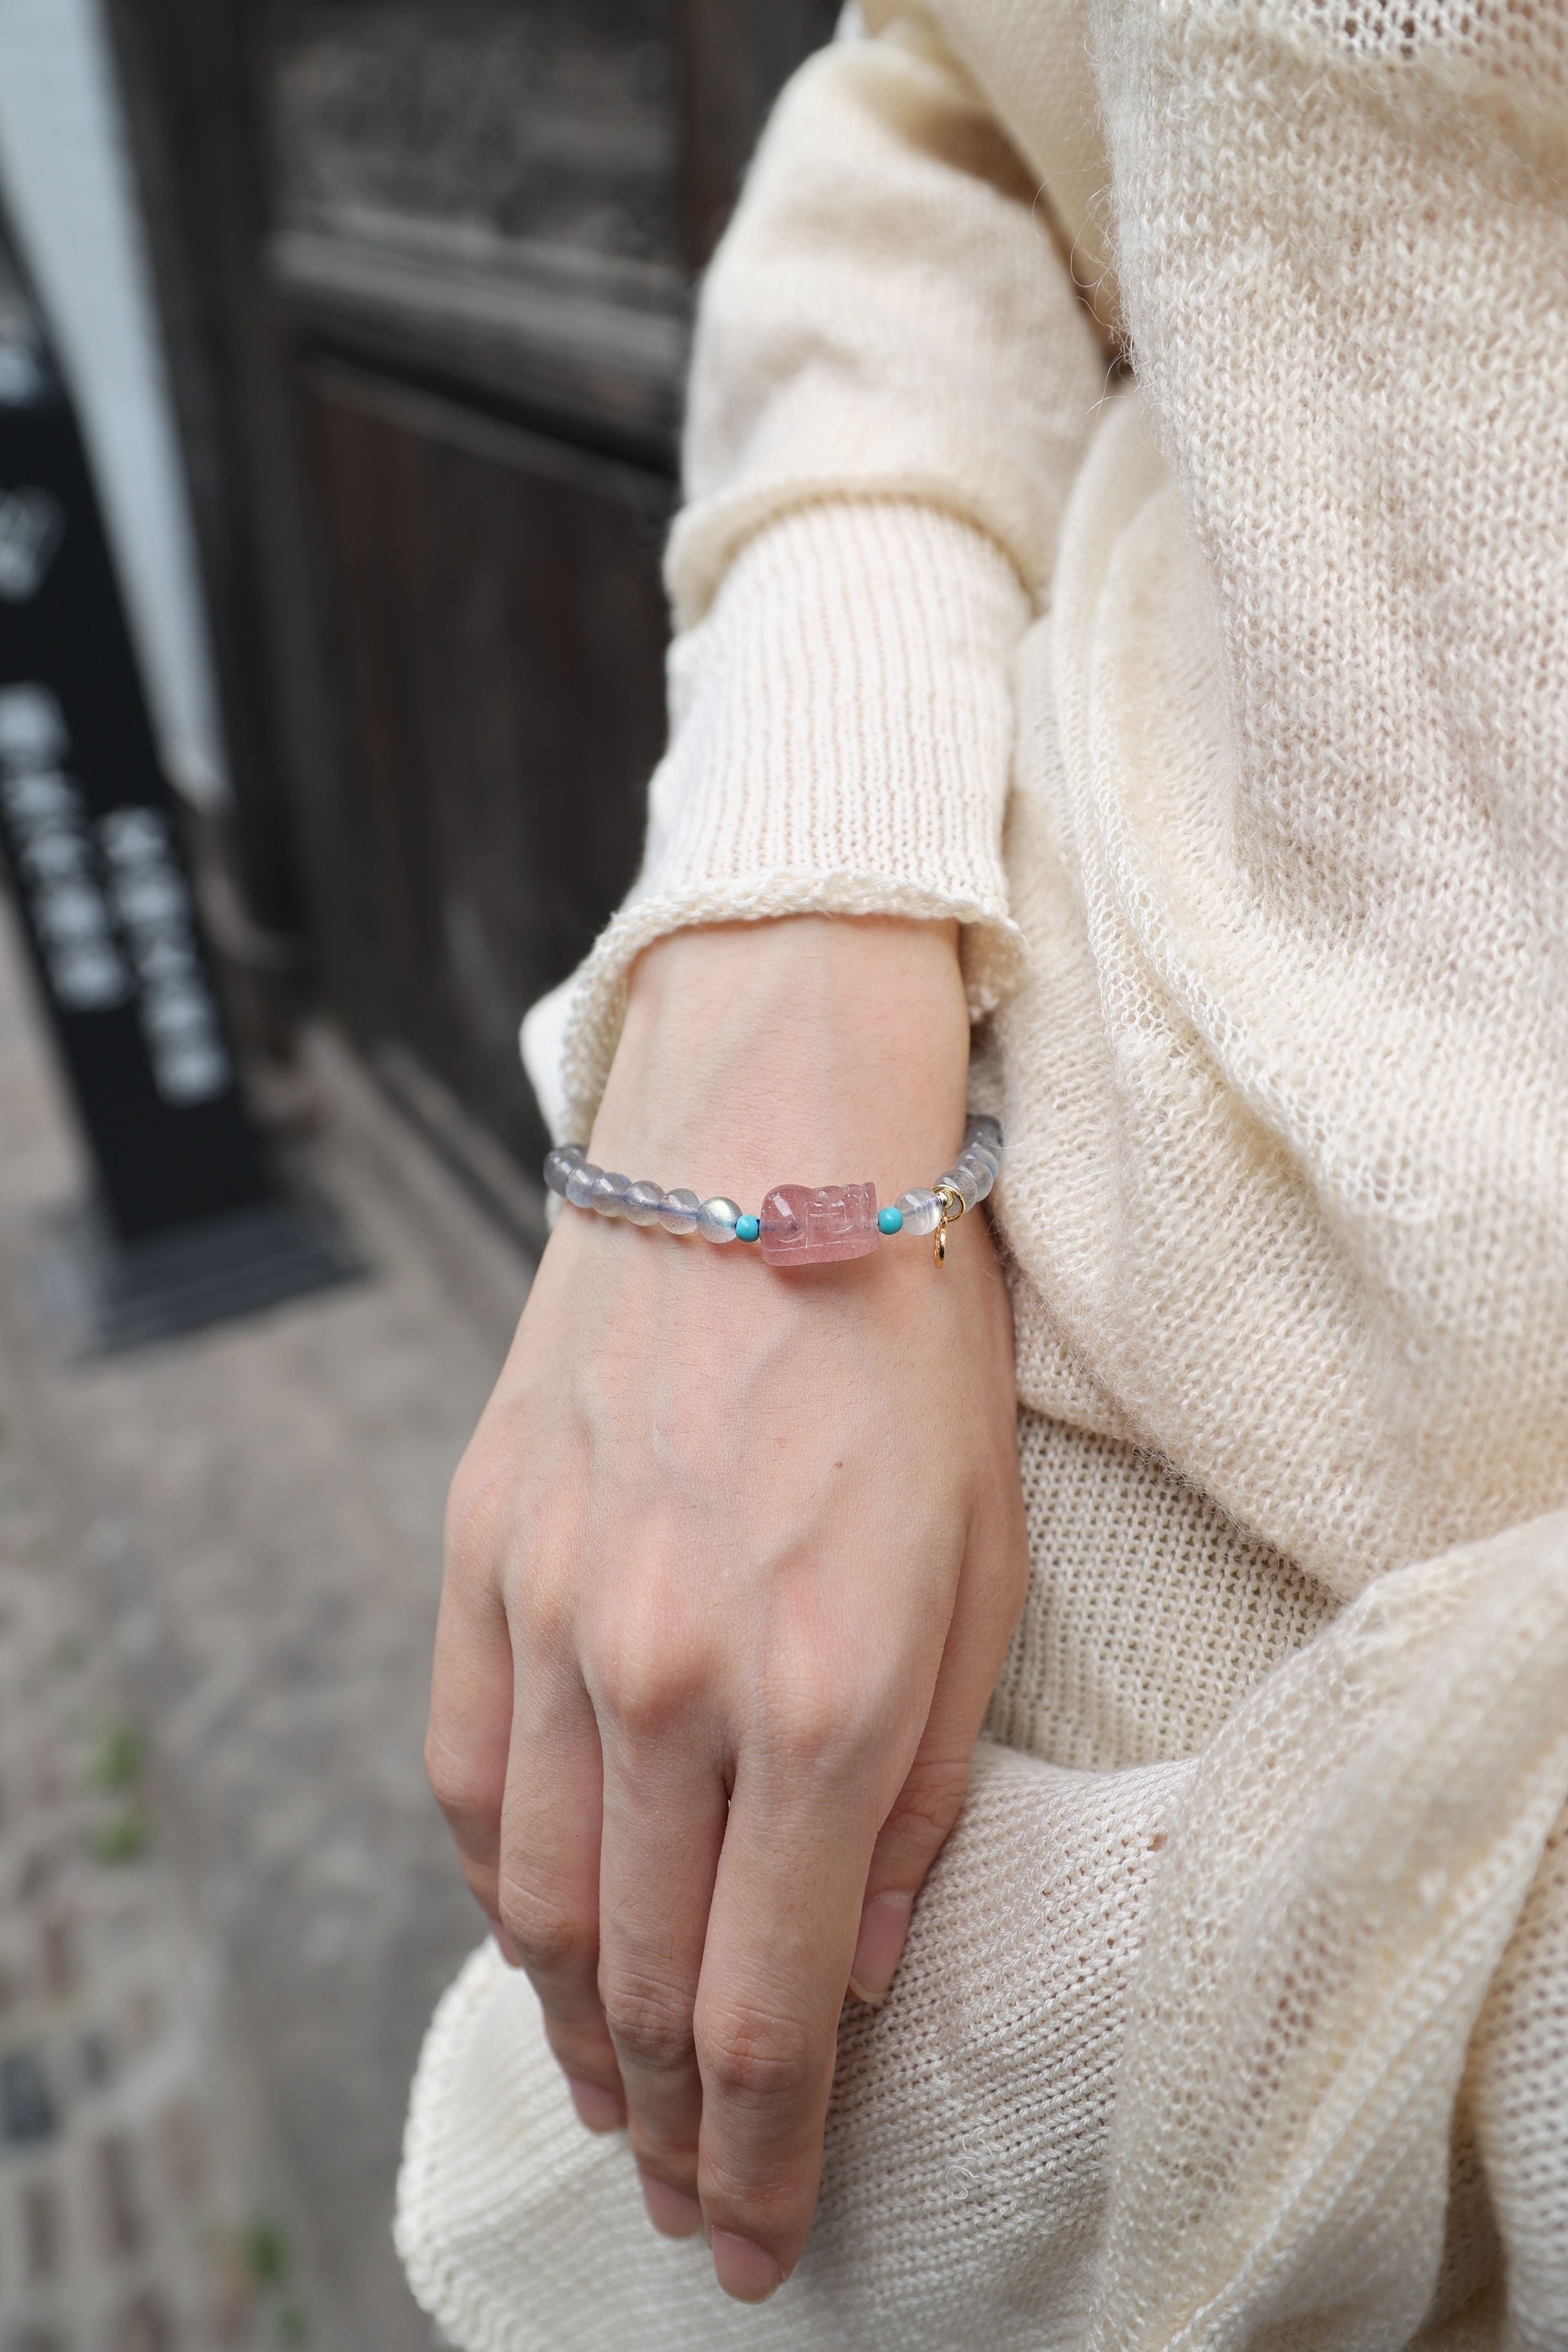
left=758, top=1182, right=879, bottom=1266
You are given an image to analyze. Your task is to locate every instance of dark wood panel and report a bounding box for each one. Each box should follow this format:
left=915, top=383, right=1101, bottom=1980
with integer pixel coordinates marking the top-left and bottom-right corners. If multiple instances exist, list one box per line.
left=268, top=0, right=679, bottom=266
left=266, top=0, right=687, bottom=457
left=302, top=362, right=669, bottom=1166
left=272, top=228, right=687, bottom=461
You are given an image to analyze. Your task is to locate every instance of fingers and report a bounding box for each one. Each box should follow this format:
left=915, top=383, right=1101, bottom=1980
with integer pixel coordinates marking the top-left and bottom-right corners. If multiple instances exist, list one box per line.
left=498, top=1671, right=625, bottom=2132
left=693, top=1763, right=879, bottom=2299
left=852, top=1504, right=1030, bottom=2004
left=596, top=1734, right=727, bottom=2231
left=847, top=1743, right=971, bottom=2006
left=425, top=1563, right=514, bottom=1948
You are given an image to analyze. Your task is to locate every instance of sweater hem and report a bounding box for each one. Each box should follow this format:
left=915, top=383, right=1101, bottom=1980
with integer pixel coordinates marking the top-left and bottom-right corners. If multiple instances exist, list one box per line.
left=529, top=874, right=1026, bottom=1148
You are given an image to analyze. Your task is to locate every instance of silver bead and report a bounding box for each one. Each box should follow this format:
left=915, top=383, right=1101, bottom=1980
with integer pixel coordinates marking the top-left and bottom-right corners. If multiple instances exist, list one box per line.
left=942, top=1164, right=982, bottom=1212
left=564, top=1161, right=602, bottom=1208
left=623, top=1180, right=665, bottom=1226
left=591, top=1170, right=632, bottom=1217
left=697, top=1196, right=741, bottom=1244
left=544, top=1144, right=586, bottom=1197
left=659, top=1187, right=701, bottom=1235
left=895, top=1187, right=943, bottom=1236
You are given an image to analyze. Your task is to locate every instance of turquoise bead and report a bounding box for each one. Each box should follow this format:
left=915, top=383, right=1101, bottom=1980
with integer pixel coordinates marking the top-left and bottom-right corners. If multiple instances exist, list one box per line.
left=877, top=1204, right=905, bottom=1235
left=735, top=1213, right=761, bottom=1242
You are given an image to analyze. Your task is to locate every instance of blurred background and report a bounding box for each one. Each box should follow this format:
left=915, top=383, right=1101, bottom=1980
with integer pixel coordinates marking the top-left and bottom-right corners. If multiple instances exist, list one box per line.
left=0, top=3, right=837, bottom=2344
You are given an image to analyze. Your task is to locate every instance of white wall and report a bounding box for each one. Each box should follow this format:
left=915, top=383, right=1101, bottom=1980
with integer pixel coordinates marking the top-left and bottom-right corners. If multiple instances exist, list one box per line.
left=0, top=0, right=228, bottom=805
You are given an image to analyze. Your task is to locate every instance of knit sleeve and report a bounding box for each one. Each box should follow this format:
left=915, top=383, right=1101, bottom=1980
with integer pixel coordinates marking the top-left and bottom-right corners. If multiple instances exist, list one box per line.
left=524, top=8, right=1109, bottom=1144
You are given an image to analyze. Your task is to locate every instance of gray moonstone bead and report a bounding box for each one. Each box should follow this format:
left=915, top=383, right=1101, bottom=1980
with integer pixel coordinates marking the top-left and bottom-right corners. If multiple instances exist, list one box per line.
left=591, top=1170, right=632, bottom=1217
left=659, top=1188, right=701, bottom=1235
left=544, top=1144, right=586, bottom=1197
left=966, top=1114, right=1003, bottom=1152
left=895, top=1186, right=943, bottom=1235
left=942, top=1164, right=982, bottom=1212
left=564, top=1161, right=602, bottom=1208
left=697, top=1196, right=741, bottom=1243
left=957, top=1152, right=994, bottom=1202
left=624, top=1180, right=665, bottom=1226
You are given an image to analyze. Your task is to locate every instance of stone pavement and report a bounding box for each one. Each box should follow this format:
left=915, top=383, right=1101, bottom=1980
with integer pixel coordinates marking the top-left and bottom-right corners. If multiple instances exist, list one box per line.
left=0, top=896, right=536, bottom=2349
left=0, top=1496, right=297, bottom=2351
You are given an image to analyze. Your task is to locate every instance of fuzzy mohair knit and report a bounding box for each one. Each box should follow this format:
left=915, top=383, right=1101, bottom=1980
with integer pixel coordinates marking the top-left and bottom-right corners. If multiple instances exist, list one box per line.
left=398, top=2, right=1568, bottom=2345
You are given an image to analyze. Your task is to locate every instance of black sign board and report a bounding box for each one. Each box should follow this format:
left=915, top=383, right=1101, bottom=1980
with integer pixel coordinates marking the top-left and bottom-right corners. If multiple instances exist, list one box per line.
left=0, top=246, right=270, bottom=1242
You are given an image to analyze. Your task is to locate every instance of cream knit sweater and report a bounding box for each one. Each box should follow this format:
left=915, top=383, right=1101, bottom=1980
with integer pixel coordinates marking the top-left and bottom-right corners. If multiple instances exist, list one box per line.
left=398, top=2, right=1568, bottom=2344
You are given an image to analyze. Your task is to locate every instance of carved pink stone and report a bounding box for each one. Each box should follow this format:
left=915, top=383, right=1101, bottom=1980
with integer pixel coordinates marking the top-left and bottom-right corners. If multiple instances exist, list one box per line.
left=759, top=1182, right=879, bottom=1266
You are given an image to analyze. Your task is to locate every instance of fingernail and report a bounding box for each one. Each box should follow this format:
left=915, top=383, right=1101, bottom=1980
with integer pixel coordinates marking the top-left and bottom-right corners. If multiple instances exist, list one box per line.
left=566, top=2075, right=625, bottom=2133
left=710, top=2228, right=784, bottom=2302
left=487, top=1915, right=522, bottom=1968
left=848, top=1888, right=913, bottom=2005
left=640, top=2172, right=703, bottom=2239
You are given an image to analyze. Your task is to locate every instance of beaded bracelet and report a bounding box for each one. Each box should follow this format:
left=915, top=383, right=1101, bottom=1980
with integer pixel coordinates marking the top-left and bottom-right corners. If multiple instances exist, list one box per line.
left=544, top=1115, right=1002, bottom=1269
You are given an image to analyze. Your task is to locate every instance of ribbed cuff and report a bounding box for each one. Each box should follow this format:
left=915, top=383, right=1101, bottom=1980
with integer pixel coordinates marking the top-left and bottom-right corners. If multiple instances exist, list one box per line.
left=523, top=498, right=1031, bottom=1144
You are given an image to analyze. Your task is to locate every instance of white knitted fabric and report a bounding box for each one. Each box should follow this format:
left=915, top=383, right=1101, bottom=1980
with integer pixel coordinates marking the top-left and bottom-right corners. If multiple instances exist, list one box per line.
left=428, top=1, right=1568, bottom=2341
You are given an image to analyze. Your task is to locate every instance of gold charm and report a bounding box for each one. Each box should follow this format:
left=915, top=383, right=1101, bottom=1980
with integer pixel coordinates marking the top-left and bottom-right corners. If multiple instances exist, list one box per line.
left=931, top=1182, right=965, bottom=1268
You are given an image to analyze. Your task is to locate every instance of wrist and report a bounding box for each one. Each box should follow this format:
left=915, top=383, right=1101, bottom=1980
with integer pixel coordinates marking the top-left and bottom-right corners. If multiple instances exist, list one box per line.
left=590, top=918, right=972, bottom=1208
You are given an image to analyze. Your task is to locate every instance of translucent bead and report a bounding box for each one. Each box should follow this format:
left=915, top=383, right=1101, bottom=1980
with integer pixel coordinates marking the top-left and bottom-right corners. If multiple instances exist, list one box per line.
left=697, top=1196, right=741, bottom=1244
left=623, top=1180, right=665, bottom=1226
left=957, top=1151, right=994, bottom=1202
left=942, top=1164, right=981, bottom=1212
left=591, top=1170, right=632, bottom=1217
left=966, top=1113, right=1003, bottom=1153
left=564, top=1161, right=602, bottom=1208
left=895, top=1187, right=943, bottom=1236
left=543, top=1144, right=586, bottom=1197
left=659, top=1188, right=701, bottom=1235
left=963, top=1137, right=1001, bottom=1175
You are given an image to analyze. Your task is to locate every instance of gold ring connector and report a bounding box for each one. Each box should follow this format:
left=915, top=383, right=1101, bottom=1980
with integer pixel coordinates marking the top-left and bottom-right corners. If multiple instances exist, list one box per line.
left=932, top=1183, right=966, bottom=1268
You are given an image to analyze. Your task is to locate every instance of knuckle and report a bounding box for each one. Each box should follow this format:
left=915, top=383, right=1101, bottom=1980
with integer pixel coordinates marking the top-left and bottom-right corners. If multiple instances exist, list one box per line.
left=443, top=1446, right=507, bottom=1574
left=695, top=2002, right=818, bottom=2108
left=588, top=1605, right=705, bottom=1740
left=458, top=1856, right=500, bottom=1914
left=761, top=1683, right=880, bottom=1781
left=424, top=1732, right=498, bottom=1832
left=883, top=1761, right=969, bottom=1852
left=602, top=1973, right=696, bottom=2075
left=497, top=1883, right=595, bottom=1983
left=544, top=2016, right=616, bottom=2080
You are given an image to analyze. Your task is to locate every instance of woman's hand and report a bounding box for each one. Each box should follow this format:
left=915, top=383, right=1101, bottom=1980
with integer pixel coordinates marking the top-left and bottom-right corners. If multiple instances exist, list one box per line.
left=426, top=917, right=1029, bottom=2302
